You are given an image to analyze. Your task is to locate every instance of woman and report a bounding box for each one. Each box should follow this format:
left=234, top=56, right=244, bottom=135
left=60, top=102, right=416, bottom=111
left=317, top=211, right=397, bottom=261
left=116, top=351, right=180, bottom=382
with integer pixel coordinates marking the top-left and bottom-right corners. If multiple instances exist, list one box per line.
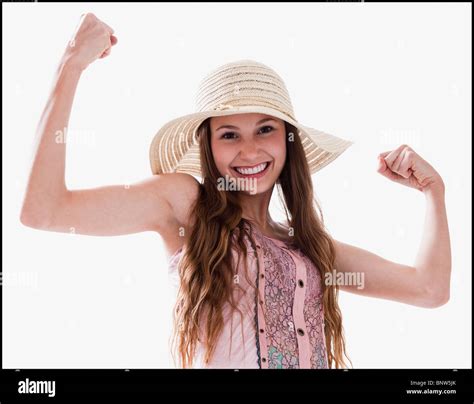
left=20, top=13, right=451, bottom=370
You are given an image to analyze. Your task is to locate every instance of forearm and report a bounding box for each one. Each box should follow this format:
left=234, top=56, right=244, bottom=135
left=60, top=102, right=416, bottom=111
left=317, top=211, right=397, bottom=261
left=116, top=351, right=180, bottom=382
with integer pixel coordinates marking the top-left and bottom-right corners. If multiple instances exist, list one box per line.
left=21, top=56, right=83, bottom=225
left=414, top=180, right=452, bottom=303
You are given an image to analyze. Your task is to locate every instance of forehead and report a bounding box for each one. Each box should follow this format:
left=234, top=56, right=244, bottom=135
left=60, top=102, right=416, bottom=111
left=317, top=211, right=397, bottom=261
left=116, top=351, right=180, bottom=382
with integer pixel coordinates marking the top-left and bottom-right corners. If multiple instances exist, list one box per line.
left=210, top=113, right=281, bottom=129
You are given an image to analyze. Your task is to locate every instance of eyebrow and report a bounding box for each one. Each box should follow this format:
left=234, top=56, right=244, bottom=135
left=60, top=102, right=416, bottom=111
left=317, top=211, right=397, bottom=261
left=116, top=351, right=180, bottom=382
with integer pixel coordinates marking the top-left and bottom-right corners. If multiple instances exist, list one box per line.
left=215, top=118, right=277, bottom=131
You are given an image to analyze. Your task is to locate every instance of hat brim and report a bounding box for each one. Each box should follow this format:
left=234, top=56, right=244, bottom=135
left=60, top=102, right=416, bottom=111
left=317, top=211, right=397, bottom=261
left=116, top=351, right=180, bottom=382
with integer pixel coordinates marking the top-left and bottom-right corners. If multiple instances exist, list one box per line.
left=149, top=105, right=354, bottom=177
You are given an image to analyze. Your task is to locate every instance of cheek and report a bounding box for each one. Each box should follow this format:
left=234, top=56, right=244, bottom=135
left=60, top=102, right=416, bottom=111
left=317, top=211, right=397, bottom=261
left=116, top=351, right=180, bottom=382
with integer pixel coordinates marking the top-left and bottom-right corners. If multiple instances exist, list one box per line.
left=211, top=141, right=233, bottom=173
left=269, top=133, right=287, bottom=167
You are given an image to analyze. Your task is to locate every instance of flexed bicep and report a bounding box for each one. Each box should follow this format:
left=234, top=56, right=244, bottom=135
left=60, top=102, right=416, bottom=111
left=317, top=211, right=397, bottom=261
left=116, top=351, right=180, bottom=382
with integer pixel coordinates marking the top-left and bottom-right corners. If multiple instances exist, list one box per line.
left=332, top=239, right=443, bottom=308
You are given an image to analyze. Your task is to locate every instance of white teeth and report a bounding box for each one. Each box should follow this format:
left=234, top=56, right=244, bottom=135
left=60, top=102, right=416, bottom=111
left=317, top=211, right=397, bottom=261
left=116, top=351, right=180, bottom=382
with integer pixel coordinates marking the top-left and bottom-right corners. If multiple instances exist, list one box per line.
left=235, top=162, right=268, bottom=175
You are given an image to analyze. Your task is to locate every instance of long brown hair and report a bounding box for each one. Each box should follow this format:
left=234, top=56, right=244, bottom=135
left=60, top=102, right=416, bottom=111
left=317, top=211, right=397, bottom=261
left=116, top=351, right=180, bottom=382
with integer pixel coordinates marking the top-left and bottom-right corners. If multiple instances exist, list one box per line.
left=170, top=117, right=352, bottom=369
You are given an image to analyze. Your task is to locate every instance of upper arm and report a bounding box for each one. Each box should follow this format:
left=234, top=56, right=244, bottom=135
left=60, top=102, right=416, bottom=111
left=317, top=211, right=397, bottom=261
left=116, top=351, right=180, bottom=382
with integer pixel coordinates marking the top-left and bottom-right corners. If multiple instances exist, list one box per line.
left=41, top=173, right=199, bottom=237
left=332, top=239, right=439, bottom=308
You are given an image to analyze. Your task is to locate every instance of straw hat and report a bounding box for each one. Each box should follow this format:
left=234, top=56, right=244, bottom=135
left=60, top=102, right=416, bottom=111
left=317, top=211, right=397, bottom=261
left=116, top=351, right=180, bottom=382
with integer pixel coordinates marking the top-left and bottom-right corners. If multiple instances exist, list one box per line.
left=149, top=59, right=354, bottom=176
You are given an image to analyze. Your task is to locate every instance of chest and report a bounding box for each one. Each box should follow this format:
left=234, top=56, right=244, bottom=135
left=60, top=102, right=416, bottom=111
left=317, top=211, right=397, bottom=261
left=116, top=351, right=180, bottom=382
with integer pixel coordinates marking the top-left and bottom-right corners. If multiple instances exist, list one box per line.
left=234, top=233, right=323, bottom=296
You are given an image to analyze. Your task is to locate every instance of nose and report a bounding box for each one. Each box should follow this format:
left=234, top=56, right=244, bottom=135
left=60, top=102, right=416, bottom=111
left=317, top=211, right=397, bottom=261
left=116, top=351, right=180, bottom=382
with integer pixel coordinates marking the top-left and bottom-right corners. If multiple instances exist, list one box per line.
left=239, top=139, right=259, bottom=161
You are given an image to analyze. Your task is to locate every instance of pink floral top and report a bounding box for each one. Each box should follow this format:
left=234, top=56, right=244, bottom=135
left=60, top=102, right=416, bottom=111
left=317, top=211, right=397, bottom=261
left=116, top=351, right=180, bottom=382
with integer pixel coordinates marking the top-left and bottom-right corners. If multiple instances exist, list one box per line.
left=168, top=222, right=328, bottom=369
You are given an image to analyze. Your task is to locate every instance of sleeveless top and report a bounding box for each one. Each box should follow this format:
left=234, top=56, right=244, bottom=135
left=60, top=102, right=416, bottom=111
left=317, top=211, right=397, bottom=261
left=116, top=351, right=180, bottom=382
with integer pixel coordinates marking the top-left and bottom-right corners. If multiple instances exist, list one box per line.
left=167, top=222, right=329, bottom=369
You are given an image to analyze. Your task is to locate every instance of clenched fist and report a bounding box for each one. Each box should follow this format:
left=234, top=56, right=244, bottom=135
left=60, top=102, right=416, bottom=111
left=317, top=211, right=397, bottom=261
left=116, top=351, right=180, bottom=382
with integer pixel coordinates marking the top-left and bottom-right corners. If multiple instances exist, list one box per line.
left=63, top=13, right=118, bottom=71
left=377, top=144, right=445, bottom=194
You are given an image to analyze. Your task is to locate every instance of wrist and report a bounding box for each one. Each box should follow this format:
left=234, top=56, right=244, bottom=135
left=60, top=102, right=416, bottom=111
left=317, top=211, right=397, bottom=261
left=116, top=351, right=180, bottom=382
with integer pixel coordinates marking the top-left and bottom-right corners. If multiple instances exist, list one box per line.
left=423, top=177, right=445, bottom=200
left=59, top=53, right=85, bottom=76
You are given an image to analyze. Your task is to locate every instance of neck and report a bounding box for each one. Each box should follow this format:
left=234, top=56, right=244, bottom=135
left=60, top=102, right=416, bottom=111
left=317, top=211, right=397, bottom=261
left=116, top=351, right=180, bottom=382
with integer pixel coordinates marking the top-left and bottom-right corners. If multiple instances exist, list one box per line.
left=238, top=186, right=276, bottom=231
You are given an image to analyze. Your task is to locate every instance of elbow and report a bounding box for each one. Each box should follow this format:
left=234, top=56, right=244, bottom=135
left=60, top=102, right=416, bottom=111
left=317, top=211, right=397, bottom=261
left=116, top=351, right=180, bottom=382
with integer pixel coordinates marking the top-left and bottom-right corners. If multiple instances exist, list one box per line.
left=20, top=207, right=51, bottom=230
left=424, top=287, right=450, bottom=308
left=20, top=190, right=69, bottom=230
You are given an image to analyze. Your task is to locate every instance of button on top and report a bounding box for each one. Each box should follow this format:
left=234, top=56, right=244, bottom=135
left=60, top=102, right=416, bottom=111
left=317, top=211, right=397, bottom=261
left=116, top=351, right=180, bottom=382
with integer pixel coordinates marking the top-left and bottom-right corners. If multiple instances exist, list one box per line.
left=259, top=328, right=264, bottom=333
left=298, top=279, right=304, bottom=288
left=260, top=274, right=264, bottom=279
left=297, top=328, right=305, bottom=336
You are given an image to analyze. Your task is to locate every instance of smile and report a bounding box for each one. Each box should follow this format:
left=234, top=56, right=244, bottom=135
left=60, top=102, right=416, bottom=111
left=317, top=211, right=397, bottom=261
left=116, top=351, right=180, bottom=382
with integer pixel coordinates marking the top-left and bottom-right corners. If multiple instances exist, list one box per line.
left=231, top=161, right=271, bottom=178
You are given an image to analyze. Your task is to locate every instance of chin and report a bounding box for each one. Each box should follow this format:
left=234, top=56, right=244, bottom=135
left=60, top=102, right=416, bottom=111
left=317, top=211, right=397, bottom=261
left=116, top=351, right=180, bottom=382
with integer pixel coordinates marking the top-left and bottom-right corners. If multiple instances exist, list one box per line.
left=242, top=179, right=276, bottom=196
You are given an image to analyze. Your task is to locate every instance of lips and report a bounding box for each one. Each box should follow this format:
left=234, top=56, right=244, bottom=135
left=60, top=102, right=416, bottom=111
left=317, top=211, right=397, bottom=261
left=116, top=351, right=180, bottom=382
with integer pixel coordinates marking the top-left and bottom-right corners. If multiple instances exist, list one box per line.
left=234, top=162, right=268, bottom=174
left=231, top=161, right=272, bottom=179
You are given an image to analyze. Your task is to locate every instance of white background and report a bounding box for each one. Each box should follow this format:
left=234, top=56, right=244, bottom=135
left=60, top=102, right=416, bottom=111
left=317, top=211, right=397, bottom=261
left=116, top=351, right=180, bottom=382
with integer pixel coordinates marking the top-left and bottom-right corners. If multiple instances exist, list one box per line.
left=3, top=3, right=471, bottom=368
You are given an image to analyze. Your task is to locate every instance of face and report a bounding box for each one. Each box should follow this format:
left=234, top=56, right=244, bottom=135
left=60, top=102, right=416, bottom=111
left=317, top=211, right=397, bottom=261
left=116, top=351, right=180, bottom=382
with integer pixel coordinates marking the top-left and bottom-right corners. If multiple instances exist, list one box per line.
left=209, top=113, right=286, bottom=195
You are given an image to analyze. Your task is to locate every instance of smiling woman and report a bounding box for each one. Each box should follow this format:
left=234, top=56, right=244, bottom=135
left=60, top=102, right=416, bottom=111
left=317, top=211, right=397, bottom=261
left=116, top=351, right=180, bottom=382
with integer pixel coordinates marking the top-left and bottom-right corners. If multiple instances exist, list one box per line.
left=20, top=37, right=451, bottom=371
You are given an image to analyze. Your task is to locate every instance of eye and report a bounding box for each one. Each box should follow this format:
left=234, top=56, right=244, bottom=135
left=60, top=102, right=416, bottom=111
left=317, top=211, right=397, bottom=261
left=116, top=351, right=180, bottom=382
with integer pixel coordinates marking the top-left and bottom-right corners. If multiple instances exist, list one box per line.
left=219, top=126, right=274, bottom=140
left=221, top=132, right=237, bottom=140
left=259, top=125, right=274, bottom=134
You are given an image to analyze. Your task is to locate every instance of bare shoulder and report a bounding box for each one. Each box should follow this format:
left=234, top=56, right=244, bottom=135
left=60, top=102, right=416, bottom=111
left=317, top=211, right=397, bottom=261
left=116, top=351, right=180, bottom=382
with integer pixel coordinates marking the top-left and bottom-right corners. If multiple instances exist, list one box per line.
left=147, top=173, right=200, bottom=257
left=151, top=172, right=200, bottom=227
